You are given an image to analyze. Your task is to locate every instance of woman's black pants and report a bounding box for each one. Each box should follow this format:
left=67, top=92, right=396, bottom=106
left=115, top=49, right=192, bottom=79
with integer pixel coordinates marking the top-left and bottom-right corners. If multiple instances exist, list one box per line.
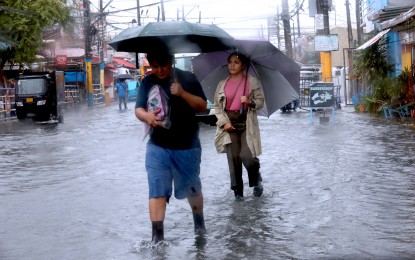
left=226, top=129, right=261, bottom=197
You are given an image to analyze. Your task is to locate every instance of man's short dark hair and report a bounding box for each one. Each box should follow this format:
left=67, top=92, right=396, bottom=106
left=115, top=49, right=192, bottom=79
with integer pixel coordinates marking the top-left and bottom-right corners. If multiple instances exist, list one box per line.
left=146, top=50, right=174, bottom=65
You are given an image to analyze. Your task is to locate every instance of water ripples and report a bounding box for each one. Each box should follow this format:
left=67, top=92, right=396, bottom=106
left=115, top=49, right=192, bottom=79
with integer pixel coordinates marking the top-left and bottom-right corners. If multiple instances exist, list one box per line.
left=1, top=105, right=415, bottom=259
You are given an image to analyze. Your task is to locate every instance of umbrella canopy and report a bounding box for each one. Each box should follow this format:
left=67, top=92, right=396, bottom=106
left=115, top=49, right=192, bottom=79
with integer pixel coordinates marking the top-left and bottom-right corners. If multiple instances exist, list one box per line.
left=116, top=74, right=134, bottom=80
left=192, top=39, right=301, bottom=117
left=108, top=21, right=234, bottom=54
left=0, top=35, right=17, bottom=51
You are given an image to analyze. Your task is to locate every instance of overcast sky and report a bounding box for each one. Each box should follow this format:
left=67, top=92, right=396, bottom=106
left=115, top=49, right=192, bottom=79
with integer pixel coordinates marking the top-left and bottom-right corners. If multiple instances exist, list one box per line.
left=101, top=0, right=357, bottom=39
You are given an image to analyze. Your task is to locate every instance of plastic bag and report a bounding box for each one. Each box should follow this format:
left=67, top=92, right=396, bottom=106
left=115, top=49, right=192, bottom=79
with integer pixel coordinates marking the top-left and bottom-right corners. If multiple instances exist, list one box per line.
left=143, top=85, right=171, bottom=140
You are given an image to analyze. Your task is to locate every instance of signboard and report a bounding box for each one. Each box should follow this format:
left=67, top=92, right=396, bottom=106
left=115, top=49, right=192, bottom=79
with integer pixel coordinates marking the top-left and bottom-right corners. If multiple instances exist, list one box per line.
left=315, top=14, right=324, bottom=30
left=310, top=82, right=335, bottom=107
left=400, top=31, right=415, bottom=44
left=314, top=35, right=339, bottom=51
left=55, top=55, right=67, bottom=66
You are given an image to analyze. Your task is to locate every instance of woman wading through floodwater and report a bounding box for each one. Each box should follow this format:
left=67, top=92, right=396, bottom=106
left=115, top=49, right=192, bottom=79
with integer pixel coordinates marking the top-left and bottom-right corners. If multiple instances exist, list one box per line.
left=213, top=51, right=265, bottom=200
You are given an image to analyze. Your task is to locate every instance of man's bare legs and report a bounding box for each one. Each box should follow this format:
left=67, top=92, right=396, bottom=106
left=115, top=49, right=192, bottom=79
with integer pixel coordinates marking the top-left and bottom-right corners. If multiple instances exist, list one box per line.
left=149, top=194, right=206, bottom=243
left=149, top=197, right=166, bottom=243
left=188, top=194, right=206, bottom=235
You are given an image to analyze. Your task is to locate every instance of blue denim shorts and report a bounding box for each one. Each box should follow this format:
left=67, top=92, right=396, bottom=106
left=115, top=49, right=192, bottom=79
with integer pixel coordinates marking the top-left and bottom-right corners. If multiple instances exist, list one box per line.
left=145, top=142, right=202, bottom=201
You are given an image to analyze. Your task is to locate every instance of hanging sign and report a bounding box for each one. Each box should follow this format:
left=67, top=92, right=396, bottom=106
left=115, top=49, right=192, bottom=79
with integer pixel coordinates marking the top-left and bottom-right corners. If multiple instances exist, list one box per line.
left=314, top=35, right=339, bottom=51
left=315, top=14, right=324, bottom=30
left=55, top=55, right=67, bottom=66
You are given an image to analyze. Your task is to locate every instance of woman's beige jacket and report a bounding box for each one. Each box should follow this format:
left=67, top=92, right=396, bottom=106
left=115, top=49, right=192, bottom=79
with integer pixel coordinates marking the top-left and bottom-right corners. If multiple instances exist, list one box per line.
left=214, top=74, right=265, bottom=157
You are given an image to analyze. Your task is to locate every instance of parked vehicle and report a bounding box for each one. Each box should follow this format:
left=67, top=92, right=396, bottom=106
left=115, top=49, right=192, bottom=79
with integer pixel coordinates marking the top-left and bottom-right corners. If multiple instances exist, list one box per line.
left=14, top=71, right=65, bottom=123
left=280, top=99, right=299, bottom=113
left=196, top=100, right=216, bottom=126
left=300, top=64, right=321, bottom=81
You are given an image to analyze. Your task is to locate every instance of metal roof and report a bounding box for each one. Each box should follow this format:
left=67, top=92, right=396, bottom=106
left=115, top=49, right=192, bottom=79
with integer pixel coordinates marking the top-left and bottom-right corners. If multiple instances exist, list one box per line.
left=112, top=57, right=136, bottom=69
left=381, top=5, right=415, bottom=30
left=55, top=48, right=85, bottom=58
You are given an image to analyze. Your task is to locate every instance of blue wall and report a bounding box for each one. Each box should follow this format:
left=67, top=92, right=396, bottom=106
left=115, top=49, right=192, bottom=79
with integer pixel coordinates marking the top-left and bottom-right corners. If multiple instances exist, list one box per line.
left=386, top=31, right=402, bottom=77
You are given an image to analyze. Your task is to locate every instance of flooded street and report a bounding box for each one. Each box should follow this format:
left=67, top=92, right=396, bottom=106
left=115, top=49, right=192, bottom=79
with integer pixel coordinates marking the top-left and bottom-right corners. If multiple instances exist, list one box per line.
left=1, top=102, right=415, bottom=259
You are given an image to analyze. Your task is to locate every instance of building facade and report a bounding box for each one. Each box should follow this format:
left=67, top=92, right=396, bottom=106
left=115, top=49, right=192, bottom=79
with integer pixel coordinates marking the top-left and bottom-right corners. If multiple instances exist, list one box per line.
left=359, top=0, right=414, bottom=77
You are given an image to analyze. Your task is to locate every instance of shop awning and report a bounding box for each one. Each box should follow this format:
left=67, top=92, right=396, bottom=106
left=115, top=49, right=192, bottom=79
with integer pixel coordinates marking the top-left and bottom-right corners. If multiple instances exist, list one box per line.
left=112, top=57, right=136, bottom=69
left=356, top=29, right=390, bottom=50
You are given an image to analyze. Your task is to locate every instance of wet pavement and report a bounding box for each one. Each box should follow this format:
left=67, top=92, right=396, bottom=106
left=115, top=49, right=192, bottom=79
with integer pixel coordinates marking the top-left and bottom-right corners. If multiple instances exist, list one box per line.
left=1, top=102, right=415, bottom=259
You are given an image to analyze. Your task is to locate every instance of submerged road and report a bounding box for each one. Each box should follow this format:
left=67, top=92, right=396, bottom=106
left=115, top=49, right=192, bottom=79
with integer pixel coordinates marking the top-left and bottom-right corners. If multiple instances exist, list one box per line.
left=1, top=103, right=415, bottom=259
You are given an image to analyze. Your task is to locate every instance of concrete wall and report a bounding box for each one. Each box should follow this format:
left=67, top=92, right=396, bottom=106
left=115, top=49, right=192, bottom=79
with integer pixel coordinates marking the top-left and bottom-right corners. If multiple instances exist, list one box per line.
left=330, top=27, right=358, bottom=67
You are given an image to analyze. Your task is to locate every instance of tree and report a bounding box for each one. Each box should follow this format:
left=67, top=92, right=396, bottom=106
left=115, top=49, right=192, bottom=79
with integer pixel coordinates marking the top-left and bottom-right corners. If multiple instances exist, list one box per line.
left=0, top=0, right=74, bottom=71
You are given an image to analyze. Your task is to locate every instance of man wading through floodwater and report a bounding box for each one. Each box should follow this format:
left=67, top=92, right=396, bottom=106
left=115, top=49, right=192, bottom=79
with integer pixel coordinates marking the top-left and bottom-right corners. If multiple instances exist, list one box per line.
left=134, top=49, right=207, bottom=243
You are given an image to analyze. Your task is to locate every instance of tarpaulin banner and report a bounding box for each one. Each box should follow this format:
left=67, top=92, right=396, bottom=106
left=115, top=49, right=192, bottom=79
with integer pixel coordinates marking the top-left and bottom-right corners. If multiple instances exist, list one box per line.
left=65, top=72, right=85, bottom=82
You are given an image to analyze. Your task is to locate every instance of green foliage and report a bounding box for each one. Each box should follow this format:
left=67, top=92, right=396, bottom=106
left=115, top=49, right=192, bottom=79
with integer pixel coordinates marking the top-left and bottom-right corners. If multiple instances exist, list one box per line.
left=373, top=76, right=398, bottom=101
left=395, top=67, right=413, bottom=100
left=0, top=0, right=74, bottom=69
left=359, top=72, right=413, bottom=114
left=353, top=39, right=393, bottom=84
left=362, top=77, right=395, bottom=113
left=352, top=34, right=403, bottom=114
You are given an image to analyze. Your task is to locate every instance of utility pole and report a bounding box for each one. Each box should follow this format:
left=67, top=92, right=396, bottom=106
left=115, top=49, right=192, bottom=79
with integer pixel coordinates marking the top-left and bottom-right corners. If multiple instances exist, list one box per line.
left=160, top=0, right=165, bottom=21
left=346, top=0, right=357, bottom=98
left=355, top=0, right=362, bottom=45
left=137, top=0, right=141, bottom=25
left=135, top=0, right=142, bottom=80
left=296, top=0, right=301, bottom=61
left=276, top=5, right=281, bottom=49
left=83, top=0, right=93, bottom=107
left=316, top=0, right=332, bottom=82
left=282, top=0, right=293, bottom=58
left=292, top=21, right=296, bottom=58
left=99, top=0, right=105, bottom=98
left=346, top=0, right=353, bottom=48
left=296, top=0, right=300, bottom=37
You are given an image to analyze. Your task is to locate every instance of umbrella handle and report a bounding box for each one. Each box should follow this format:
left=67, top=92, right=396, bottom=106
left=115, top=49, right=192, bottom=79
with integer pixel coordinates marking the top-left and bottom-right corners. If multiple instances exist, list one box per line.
left=171, top=66, right=177, bottom=84
left=240, top=63, right=251, bottom=116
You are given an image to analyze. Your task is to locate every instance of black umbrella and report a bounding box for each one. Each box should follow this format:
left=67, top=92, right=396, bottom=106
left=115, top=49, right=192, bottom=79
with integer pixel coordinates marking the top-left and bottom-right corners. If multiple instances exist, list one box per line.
left=108, top=21, right=234, bottom=54
left=116, top=74, right=134, bottom=80
left=192, top=39, right=301, bottom=117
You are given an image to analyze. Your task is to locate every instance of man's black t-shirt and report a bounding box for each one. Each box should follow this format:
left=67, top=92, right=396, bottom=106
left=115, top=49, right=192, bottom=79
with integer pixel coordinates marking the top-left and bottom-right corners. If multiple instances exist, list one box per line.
left=135, top=68, right=207, bottom=150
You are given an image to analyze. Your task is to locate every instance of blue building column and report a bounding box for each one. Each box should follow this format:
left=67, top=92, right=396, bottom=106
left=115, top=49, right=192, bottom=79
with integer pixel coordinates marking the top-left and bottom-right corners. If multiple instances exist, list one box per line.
left=387, top=31, right=402, bottom=77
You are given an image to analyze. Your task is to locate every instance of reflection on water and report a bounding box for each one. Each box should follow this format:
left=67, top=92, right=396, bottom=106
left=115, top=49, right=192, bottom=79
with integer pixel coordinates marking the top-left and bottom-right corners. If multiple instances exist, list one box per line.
left=1, top=105, right=415, bottom=259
